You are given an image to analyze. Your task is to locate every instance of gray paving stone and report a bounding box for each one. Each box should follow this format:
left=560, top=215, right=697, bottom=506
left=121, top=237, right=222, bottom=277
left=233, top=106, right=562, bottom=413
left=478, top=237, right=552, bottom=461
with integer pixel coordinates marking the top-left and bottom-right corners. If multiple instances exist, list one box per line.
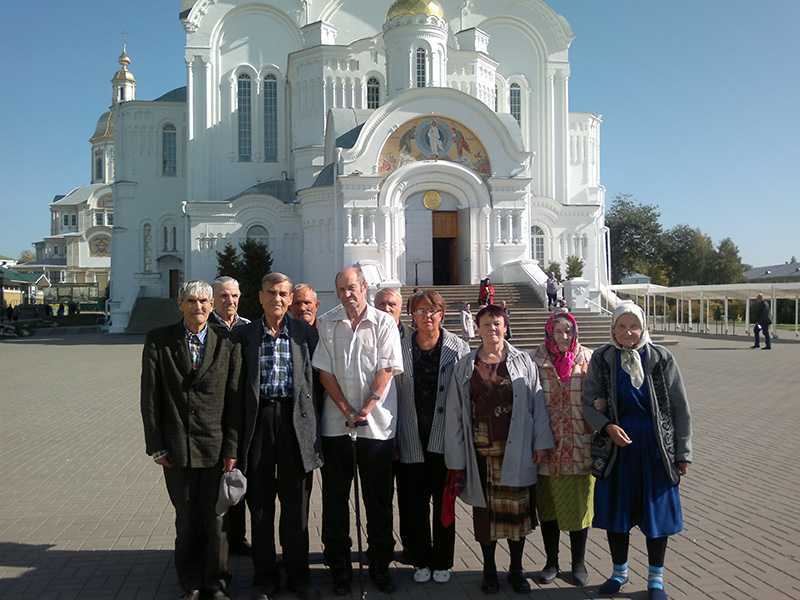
left=1, top=333, right=798, bottom=599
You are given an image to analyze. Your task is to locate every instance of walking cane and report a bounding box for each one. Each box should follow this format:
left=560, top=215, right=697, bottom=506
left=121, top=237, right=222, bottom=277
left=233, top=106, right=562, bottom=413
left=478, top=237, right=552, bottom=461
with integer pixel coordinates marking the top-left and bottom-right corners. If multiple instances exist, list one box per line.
left=349, top=423, right=368, bottom=600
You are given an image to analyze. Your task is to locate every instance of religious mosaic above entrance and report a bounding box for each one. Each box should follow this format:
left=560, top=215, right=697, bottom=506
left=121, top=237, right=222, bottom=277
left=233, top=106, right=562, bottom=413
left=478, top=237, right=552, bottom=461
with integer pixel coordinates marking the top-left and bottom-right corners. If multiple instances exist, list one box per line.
left=378, top=116, right=491, bottom=176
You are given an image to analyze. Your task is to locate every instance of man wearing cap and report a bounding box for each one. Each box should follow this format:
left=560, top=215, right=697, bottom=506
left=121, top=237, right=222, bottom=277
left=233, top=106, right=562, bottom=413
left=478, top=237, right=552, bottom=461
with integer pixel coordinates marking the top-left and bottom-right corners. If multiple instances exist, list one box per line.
left=210, top=276, right=252, bottom=555
left=140, top=280, right=241, bottom=600
left=237, top=272, right=322, bottom=600
left=313, top=266, right=403, bottom=595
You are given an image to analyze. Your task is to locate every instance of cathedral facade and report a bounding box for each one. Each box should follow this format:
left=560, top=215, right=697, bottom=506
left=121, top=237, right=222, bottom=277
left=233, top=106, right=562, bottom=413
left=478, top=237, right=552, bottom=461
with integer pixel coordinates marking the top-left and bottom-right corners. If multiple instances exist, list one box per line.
left=107, top=0, right=609, bottom=331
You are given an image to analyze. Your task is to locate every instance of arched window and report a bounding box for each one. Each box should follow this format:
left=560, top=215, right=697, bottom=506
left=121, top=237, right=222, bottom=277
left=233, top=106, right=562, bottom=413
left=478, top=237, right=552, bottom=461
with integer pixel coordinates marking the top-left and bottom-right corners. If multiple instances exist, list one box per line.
left=531, top=226, right=545, bottom=263
left=163, top=226, right=169, bottom=251
left=416, top=48, right=427, bottom=88
left=367, top=77, right=381, bottom=109
left=94, top=150, right=104, bottom=182
left=171, top=226, right=177, bottom=251
left=237, top=73, right=252, bottom=162
left=494, top=84, right=499, bottom=112
left=263, top=74, right=278, bottom=162
left=162, top=124, right=177, bottom=176
left=510, top=83, right=522, bottom=125
left=246, top=224, right=269, bottom=247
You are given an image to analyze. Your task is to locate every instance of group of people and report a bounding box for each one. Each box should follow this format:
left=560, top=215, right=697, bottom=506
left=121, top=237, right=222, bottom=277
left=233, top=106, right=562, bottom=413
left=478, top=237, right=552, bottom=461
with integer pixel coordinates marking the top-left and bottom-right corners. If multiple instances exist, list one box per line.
left=141, top=267, right=692, bottom=600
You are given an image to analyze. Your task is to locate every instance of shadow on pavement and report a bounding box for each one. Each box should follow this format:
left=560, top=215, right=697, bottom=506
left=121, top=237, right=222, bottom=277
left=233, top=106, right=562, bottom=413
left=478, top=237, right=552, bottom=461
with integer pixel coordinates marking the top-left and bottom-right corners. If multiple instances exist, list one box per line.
left=0, top=541, right=633, bottom=599
left=0, top=334, right=144, bottom=347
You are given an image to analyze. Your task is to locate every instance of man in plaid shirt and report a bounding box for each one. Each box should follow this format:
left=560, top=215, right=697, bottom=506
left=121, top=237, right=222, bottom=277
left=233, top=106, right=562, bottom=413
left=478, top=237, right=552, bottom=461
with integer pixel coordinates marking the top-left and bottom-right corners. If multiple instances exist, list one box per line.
left=237, top=273, right=322, bottom=600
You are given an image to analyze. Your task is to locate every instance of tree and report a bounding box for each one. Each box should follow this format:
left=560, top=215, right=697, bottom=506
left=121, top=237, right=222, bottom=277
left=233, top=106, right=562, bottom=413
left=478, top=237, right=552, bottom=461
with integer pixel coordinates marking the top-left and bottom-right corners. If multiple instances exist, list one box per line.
left=660, top=225, right=715, bottom=285
left=606, top=194, right=663, bottom=283
left=710, top=238, right=745, bottom=284
left=215, top=239, right=273, bottom=321
left=18, top=249, right=34, bottom=264
left=545, top=261, right=562, bottom=282
left=566, top=255, right=584, bottom=279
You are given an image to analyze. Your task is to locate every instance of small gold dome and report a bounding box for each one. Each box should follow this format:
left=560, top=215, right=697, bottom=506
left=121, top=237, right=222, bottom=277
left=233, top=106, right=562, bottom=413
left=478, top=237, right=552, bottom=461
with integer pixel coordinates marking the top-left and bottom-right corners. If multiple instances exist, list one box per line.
left=386, top=0, right=444, bottom=20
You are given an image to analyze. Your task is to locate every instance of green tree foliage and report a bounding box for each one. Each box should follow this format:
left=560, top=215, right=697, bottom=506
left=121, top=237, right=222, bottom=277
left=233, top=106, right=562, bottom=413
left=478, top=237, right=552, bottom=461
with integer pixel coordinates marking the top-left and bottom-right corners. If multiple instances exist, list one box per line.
left=216, top=240, right=273, bottom=321
left=545, top=261, right=563, bottom=282
left=661, top=225, right=715, bottom=285
left=710, top=238, right=745, bottom=284
left=17, top=249, right=34, bottom=264
left=566, top=255, right=584, bottom=279
left=606, top=193, right=663, bottom=283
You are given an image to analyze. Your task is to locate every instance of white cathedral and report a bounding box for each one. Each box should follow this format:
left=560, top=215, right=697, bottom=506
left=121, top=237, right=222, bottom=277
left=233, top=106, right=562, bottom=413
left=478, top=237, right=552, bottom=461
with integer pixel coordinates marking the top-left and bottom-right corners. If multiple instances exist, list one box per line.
left=104, top=0, right=610, bottom=332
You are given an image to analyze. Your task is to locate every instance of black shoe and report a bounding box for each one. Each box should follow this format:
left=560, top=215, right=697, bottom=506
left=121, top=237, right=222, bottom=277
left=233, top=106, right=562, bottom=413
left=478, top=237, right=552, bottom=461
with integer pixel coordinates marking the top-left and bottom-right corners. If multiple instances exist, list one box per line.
left=536, top=563, right=559, bottom=584
left=480, top=571, right=499, bottom=594
left=763, top=347, right=772, bottom=350
left=508, top=571, right=530, bottom=594
left=370, top=570, right=395, bottom=594
left=396, top=548, right=414, bottom=565
left=229, top=539, right=252, bottom=556
left=571, top=563, right=589, bottom=587
left=181, top=592, right=200, bottom=600
left=751, top=345, right=760, bottom=348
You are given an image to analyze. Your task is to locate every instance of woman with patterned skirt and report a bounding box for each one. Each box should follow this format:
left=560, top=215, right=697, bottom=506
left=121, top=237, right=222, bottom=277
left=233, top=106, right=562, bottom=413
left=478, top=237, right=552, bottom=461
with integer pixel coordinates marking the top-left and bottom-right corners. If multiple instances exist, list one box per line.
left=445, top=304, right=554, bottom=594
left=583, top=302, right=692, bottom=600
left=531, top=311, right=594, bottom=587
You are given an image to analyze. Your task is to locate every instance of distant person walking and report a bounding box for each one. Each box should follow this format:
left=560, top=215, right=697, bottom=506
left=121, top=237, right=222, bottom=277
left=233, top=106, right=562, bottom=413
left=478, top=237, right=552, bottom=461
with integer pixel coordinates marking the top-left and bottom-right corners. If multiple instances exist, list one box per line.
left=752, top=293, right=772, bottom=350
left=460, top=303, right=475, bottom=340
left=478, top=278, right=495, bottom=306
left=546, top=273, right=559, bottom=311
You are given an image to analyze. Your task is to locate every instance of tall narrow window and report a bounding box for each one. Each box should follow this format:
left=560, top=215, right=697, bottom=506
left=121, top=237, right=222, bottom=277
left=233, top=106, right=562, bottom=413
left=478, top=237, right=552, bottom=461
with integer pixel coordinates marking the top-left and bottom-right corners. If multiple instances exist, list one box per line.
left=367, top=77, right=380, bottom=109
left=162, top=124, right=177, bottom=176
left=510, top=83, right=521, bottom=125
left=171, top=226, right=177, bottom=251
left=531, top=225, right=545, bottom=263
left=95, top=212, right=104, bottom=226
left=163, top=227, right=169, bottom=251
left=71, top=215, right=77, bottom=227
left=416, top=48, right=427, bottom=88
left=263, top=74, right=278, bottom=163
left=494, top=84, right=499, bottom=112
left=63, top=214, right=69, bottom=227
left=107, top=213, right=114, bottom=226
left=237, top=74, right=252, bottom=162
left=95, top=151, right=104, bottom=182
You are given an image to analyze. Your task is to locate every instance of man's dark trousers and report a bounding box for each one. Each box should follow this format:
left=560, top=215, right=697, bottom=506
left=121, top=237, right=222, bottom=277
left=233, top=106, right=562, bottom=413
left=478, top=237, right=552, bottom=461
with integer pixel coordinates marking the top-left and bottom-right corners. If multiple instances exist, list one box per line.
left=754, top=323, right=772, bottom=348
left=163, top=465, right=229, bottom=595
left=247, top=398, right=312, bottom=588
left=321, top=435, right=394, bottom=578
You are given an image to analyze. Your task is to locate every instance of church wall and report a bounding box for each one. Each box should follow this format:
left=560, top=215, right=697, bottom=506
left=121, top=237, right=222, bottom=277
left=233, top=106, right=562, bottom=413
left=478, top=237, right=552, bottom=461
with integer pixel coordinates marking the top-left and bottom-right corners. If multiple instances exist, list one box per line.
left=298, top=187, right=340, bottom=303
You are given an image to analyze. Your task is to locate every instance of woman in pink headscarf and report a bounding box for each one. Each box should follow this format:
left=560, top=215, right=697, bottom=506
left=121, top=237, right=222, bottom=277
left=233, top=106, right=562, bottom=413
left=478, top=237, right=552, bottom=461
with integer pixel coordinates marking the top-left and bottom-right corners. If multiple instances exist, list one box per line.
left=531, top=311, right=595, bottom=588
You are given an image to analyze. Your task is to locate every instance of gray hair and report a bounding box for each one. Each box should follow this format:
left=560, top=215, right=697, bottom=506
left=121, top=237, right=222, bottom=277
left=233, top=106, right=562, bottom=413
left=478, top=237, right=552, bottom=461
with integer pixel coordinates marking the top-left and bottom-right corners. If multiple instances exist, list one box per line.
left=293, top=283, right=317, bottom=297
left=212, top=276, right=240, bottom=291
left=335, top=264, right=367, bottom=287
left=178, top=280, right=213, bottom=303
left=261, top=272, right=293, bottom=289
left=374, top=287, right=401, bottom=303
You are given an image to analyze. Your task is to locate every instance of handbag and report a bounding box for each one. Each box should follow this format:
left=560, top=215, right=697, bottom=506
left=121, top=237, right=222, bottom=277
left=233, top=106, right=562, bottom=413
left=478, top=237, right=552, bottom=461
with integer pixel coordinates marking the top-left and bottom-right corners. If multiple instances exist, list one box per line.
left=589, top=357, right=615, bottom=480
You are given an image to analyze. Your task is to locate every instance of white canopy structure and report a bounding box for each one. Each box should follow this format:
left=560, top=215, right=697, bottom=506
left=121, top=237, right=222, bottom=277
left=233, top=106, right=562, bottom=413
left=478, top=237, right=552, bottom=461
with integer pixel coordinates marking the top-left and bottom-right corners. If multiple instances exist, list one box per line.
left=609, top=282, right=800, bottom=337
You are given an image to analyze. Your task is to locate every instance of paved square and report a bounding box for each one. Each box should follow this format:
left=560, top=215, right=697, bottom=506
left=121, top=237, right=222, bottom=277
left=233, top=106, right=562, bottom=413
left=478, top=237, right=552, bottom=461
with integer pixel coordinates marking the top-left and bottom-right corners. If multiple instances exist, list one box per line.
left=1, top=334, right=798, bottom=599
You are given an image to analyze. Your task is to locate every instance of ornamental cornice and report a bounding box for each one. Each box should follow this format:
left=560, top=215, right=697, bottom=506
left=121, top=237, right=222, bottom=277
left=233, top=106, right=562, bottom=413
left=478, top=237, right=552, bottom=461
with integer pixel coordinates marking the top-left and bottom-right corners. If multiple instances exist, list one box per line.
left=383, top=14, right=448, bottom=33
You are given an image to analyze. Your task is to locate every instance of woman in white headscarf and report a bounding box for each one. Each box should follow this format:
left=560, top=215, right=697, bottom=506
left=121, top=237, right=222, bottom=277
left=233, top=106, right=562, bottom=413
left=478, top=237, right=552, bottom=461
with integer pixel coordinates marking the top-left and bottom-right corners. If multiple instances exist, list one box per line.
left=582, top=302, right=692, bottom=600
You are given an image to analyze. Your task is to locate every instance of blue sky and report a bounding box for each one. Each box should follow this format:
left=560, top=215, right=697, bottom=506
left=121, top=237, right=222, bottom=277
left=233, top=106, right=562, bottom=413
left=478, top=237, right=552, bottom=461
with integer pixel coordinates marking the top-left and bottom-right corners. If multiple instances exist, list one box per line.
left=1, top=0, right=797, bottom=266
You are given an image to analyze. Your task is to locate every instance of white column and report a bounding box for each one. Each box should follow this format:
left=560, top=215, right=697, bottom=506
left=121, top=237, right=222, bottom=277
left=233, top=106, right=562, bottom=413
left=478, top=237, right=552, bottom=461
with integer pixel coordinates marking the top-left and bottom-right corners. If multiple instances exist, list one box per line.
left=369, top=210, right=377, bottom=245
left=186, top=58, right=195, bottom=140
left=357, top=210, right=365, bottom=244
left=724, top=297, right=729, bottom=335
left=795, top=297, right=798, bottom=336
left=482, top=206, right=492, bottom=276
left=204, top=59, right=213, bottom=129
left=705, top=298, right=710, bottom=333
left=380, top=206, right=392, bottom=277
left=544, top=72, right=555, bottom=199
left=345, top=209, right=353, bottom=244
left=745, top=298, right=750, bottom=330
left=554, top=70, right=569, bottom=203
left=495, top=211, right=503, bottom=244
left=505, top=212, right=513, bottom=245
left=688, top=299, right=693, bottom=332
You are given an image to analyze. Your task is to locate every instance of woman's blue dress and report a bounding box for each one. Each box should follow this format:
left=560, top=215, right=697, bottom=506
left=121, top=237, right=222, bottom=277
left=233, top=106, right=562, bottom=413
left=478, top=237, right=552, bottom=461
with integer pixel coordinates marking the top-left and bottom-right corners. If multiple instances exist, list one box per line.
left=593, top=350, right=683, bottom=538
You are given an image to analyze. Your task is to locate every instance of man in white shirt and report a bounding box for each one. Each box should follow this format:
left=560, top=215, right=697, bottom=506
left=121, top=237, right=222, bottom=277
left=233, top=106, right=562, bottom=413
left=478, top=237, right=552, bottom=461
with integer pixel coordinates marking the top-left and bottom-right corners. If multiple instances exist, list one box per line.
left=312, top=266, right=403, bottom=595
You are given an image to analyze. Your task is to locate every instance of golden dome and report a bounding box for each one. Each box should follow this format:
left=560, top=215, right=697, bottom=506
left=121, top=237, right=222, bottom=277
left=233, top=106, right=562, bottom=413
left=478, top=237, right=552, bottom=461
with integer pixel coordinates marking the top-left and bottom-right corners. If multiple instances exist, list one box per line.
left=386, top=0, right=444, bottom=20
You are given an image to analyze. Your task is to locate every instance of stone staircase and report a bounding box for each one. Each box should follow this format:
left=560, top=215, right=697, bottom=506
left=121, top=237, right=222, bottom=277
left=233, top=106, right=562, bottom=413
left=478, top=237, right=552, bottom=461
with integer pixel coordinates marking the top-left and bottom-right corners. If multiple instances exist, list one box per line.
left=397, top=283, right=674, bottom=350
left=125, top=297, right=181, bottom=334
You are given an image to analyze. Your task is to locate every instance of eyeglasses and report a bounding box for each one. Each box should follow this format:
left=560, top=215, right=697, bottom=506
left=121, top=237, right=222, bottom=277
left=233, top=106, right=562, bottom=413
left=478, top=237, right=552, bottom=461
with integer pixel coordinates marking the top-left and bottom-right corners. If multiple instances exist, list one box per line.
left=412, top=308, right=442, bottom=317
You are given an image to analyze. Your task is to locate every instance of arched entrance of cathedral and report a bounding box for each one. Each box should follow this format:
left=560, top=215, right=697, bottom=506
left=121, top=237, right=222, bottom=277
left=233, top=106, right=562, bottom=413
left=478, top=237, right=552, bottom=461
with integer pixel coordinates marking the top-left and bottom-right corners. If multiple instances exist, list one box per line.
left=379, top=160, right=492, bottom=286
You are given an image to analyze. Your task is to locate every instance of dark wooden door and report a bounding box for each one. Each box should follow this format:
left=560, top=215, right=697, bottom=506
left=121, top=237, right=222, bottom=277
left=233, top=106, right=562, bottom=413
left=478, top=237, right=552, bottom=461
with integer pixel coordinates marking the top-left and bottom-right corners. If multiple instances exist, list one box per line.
left=432, top=211, right=458, bottom=285
left=169, top=270, right=181, bottom=300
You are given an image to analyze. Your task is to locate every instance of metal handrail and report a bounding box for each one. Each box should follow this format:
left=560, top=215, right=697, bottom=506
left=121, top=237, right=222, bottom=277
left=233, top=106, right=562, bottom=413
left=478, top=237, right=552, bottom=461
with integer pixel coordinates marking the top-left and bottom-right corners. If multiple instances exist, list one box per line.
left=586, top=297, right=613, bottom=316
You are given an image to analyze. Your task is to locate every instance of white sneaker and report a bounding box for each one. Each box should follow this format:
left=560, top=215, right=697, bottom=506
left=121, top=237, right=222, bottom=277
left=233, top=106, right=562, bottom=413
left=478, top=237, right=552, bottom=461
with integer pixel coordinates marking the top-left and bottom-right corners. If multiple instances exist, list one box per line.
left=414, top=567, right=432, bottom=583
left=433, top=569, right=452, bottom=583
